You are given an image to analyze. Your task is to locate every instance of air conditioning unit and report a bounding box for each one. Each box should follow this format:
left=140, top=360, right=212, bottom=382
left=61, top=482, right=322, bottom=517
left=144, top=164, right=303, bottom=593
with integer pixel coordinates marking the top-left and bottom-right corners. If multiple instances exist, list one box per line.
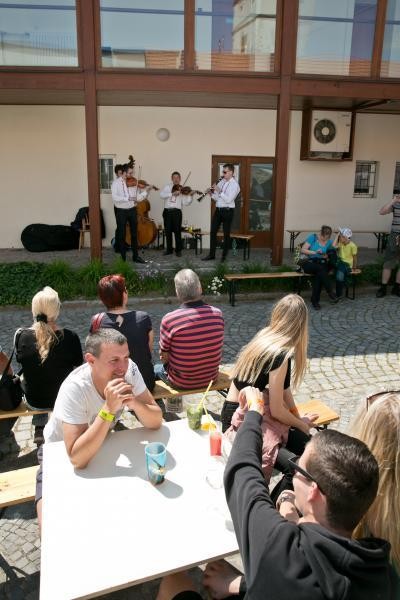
left=310, top=110, right=352, bottom=153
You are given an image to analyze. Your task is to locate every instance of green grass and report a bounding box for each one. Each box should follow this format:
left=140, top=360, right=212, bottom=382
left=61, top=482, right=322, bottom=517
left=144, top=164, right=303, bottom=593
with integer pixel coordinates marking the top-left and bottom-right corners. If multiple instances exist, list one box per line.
left=0, top=258, right=384, bottom=306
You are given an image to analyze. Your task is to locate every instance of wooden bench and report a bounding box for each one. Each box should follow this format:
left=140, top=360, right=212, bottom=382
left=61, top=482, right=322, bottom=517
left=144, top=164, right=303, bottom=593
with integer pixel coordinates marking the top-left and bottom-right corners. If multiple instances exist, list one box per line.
left=0, top=399, right=51, bottom=421
left=152, top=369, right=232, bottom=402
left=224, top=269, right=362, bottom=306
left=295, top=399, right=339, bottom=428
left=0, top=465, right=38, bottom=509
left=217, top=233, right=255, bottom=260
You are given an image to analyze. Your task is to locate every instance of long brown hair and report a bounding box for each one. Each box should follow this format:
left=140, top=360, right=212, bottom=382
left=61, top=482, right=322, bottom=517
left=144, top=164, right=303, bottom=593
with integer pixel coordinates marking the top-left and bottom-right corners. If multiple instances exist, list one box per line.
left=232, top=294, right=308, bottom=390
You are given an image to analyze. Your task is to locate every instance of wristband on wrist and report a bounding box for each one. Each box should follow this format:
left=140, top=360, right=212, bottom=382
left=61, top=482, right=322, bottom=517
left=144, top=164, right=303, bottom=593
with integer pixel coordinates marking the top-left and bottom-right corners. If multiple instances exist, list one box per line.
left=98, top=408, right=115, bottom=423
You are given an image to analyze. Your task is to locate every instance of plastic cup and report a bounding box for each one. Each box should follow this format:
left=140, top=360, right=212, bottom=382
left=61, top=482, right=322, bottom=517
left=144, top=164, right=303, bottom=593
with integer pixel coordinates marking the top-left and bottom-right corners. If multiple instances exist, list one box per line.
left=145, top=442, right=167, bottom=485
left=209, top=422, right=222, bottom=456
left=185, top=398, right=203, bottom=430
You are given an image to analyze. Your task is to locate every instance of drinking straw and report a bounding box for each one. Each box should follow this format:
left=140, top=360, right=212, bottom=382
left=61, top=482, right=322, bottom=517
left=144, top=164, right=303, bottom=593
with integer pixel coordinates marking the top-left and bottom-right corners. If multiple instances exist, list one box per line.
left=199, top=379, right=213, bottom=410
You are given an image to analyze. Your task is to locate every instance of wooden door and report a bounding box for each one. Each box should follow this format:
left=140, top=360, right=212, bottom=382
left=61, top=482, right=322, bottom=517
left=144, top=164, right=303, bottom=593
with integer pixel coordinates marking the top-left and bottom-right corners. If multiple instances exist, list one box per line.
left=211, top=155, right=275, bottom=248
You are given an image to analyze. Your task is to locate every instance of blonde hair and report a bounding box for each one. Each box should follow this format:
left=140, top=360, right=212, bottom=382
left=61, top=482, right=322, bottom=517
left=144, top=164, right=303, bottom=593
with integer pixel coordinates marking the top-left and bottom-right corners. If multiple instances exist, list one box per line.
left=31, top=286, right=61, bottom=362
left=232, top=294, right=308, bottom=390
left=350, top=393, right=400, bottom=571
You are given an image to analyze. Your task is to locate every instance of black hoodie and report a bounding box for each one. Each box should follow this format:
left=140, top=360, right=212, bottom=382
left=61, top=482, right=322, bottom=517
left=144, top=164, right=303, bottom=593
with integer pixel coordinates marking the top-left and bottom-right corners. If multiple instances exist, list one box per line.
left=224, top=411, right=393, bottom=600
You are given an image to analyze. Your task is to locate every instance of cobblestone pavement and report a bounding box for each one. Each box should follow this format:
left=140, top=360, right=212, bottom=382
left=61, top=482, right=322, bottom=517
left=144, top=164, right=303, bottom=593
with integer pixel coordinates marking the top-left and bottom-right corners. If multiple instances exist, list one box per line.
left=0, top=292, right=399, bottom=599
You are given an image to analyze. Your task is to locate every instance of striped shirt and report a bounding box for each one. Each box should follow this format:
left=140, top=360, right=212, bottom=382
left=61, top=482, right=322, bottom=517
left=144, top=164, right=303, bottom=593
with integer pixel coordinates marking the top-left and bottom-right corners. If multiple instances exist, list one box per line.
left=160, top=300, right=224, bottom=390
left=391, top=201, right=400, bottom=233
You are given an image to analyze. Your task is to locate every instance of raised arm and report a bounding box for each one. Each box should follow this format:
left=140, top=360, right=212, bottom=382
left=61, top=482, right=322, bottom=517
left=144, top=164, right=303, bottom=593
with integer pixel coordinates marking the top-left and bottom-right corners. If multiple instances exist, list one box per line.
left=379, top=196, right=398, bottom=215
left=224, top=390, right=300, bottom=598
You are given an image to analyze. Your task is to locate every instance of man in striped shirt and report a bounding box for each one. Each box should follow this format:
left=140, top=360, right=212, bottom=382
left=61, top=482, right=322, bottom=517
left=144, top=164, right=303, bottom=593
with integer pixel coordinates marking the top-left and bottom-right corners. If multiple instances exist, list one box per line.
left=155, top=269, right=224, bottom=391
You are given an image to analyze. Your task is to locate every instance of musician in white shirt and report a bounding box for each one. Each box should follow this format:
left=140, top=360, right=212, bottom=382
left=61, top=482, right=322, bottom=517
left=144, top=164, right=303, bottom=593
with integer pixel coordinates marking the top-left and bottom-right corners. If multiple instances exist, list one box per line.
left=111, top=164, right=145, bottom=264
left=202, top=163, right=240, bottom=262
left=160, top=171, right=194, bottom=257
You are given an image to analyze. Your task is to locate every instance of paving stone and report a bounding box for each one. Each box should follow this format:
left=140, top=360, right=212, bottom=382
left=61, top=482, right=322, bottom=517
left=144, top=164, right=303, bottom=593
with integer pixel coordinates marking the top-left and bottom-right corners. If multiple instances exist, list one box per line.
left=0, top=294, right=399, bottom=599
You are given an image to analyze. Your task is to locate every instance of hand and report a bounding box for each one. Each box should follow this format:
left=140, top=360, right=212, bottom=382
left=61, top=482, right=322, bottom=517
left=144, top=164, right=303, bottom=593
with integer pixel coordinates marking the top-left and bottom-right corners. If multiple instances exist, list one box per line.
left=103, top=378, right=134, bottom=414
left=159, top=350, right=169, bottom=363
left=239, top=386, right=264, bottom=415
left=301, top=412, right=318, bottom=425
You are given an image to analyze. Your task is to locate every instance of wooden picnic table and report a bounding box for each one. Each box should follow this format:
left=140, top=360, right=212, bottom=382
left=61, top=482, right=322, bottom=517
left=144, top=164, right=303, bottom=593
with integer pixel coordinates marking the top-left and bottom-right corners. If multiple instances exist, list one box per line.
left=286, top=229, right=389, bottom=253
left=40, top=420, right=238, bottom=600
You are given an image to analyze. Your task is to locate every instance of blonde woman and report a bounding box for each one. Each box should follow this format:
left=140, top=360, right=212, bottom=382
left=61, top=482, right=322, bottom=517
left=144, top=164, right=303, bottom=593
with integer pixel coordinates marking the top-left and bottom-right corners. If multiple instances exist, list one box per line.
left=222, top=294, right=318, bottom=491
left=15, top=286, right=83, bottom=443
left=350, top=392, right=400, bottom=592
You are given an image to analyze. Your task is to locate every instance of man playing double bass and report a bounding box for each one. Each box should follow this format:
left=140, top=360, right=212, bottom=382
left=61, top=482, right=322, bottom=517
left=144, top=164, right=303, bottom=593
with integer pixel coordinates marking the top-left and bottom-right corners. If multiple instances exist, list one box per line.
left=111, top=163, right=146, bottom=264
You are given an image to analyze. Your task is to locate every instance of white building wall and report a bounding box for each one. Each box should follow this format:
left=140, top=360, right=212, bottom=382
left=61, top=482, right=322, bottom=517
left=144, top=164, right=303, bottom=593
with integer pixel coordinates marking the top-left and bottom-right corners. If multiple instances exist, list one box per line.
left=98, top=106, right=276, bottom=247
left=0, top=105, right=398, bottom=251
left=284, top=111, right=399, bottom=248
left=0, top=105, right=87, bottom=248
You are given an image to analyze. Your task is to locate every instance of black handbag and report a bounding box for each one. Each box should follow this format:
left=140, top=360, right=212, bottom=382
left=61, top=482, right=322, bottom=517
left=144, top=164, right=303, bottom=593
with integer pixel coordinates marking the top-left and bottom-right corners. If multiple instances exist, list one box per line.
left=0, top=344, right=23, bottom=412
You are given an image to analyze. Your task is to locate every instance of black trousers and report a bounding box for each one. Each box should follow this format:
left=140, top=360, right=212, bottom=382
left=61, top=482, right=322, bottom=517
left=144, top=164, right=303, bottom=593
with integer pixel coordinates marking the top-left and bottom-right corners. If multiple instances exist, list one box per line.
left=115, top=207, right=138, bottom=259
left=210, top=207, right=234, bottom=258
left=163, top=208, right=182, bottom=253
left=302, top=260, right=333, bottom=304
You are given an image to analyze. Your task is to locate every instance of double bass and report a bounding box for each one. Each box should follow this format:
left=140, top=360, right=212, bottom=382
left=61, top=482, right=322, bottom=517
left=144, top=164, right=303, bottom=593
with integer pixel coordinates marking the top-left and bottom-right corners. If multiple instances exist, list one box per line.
left=125, top=174, right=158, bottom=248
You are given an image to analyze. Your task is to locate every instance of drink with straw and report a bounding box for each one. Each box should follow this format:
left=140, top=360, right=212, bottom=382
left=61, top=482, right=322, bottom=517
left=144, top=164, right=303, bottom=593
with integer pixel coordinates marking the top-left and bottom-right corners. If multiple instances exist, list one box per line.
left=185, top=380, right=213, bottom=430
left=185, top=398, right=203, bottom=430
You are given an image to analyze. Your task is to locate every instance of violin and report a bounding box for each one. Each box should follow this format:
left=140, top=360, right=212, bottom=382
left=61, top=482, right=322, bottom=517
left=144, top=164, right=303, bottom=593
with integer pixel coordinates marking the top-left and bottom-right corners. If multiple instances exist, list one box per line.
left=197, top=176, right=224, bottom=202
left=137, top=179, right=159, bottom=191
left=172, top=184, right=202, bottom=196
left=126, top=175, right=138, bottom=187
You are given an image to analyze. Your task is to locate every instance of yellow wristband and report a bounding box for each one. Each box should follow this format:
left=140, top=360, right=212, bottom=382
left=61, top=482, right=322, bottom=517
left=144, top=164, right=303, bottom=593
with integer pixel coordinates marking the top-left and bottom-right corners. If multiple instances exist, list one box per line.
left=98, top=408, right=115, bottom=423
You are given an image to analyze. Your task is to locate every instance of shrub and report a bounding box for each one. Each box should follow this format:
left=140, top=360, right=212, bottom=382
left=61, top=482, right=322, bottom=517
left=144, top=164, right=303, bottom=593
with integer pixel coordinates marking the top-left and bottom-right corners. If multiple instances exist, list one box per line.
left=0, top=262, right=45, bottom=305
left=41, top=261, right=76, bottom=300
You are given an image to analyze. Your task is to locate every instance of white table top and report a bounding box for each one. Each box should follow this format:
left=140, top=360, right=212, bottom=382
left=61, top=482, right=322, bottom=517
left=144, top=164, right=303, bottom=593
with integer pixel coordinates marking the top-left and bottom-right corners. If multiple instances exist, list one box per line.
left=40, top=420, right=238, bottom=600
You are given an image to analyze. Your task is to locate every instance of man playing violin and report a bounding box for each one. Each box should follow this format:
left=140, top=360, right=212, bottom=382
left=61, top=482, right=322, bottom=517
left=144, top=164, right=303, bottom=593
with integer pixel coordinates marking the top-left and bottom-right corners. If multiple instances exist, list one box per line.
left=202, top=163, right=240, bottom=262
left=111, top=163, right=146, bottom=264
left=160, top=171, right=195, bottom=257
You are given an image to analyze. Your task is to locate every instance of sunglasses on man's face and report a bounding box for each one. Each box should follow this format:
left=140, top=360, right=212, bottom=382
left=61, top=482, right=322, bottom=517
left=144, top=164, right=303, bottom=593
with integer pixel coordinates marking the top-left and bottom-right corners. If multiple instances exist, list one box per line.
left=366, top=390, right=400, bottom=411
left=288, top=456, right=325, bottom=495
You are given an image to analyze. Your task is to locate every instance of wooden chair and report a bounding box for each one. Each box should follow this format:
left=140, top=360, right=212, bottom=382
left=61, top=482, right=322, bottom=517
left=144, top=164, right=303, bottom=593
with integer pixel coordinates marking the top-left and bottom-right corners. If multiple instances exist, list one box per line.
left=78, top=214, right=90, bottom=251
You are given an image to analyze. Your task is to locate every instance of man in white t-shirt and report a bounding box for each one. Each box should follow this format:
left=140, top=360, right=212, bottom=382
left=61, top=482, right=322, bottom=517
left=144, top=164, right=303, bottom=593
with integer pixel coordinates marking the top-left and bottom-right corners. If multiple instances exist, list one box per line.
left=36, top=328, right=162, bottom=526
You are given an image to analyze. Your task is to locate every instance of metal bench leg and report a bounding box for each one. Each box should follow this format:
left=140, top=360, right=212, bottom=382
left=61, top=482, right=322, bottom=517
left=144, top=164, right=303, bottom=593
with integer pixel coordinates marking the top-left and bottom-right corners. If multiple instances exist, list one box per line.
left=231, top=281, right=237, bottom=306
left=345, top=275, right=356, bottom=300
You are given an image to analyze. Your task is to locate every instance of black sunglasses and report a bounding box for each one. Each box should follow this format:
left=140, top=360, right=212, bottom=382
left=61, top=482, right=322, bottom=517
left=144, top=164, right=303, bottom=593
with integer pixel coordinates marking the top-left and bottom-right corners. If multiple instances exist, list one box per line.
left=288, top=456, right=325, bottom=495
left=366, top=390, right=399, bottom=411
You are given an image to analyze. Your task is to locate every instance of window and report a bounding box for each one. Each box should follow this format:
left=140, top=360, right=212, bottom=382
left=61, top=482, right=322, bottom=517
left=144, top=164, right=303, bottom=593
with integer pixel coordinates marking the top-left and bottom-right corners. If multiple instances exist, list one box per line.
left=353, top=161, right=378, bottom=197
left=381, top=0, right=400, bottom=77
left=99, top=1, right=184, bottom=69
left=296, top=0, right=377, bottom=76
left=195, top=0, right=277, bottom=72
left=0, top=0, right=78, bottom=67
left=99, top=155, right=115, bottom=192
left=394, top=162, right=400, bottom=194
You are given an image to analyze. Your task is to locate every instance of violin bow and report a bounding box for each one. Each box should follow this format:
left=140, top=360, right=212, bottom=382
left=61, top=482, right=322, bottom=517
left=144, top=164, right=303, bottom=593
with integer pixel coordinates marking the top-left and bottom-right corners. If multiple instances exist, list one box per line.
left=182, top=171, right=191, bottom=186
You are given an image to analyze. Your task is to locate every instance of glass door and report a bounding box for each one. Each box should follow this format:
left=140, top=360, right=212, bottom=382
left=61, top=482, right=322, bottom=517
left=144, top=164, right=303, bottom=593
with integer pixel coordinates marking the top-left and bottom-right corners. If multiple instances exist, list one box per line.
left=211, top=155, right=274, bottom=248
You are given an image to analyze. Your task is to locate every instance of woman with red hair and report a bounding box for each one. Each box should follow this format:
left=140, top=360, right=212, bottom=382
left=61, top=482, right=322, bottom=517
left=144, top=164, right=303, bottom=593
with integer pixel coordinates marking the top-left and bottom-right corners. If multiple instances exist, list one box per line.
left=90, top=274, right=155, bottom=391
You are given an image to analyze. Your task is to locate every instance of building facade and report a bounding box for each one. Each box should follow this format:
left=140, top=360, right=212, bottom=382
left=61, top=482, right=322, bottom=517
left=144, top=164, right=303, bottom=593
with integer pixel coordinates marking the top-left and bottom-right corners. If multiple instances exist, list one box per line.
left=0, top=0, right=399, bottom=263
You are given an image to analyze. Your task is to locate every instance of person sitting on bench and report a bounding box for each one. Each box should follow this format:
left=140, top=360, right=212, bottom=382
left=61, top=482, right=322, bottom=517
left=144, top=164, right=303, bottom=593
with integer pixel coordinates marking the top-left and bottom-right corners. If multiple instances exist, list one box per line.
left=35, top=329, right=162, bottom=528
left=221, top=294, right=318, bottom=499
left=154, top=269, right=224, bottom=393
left=15, top=286, right=83, bottom=445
